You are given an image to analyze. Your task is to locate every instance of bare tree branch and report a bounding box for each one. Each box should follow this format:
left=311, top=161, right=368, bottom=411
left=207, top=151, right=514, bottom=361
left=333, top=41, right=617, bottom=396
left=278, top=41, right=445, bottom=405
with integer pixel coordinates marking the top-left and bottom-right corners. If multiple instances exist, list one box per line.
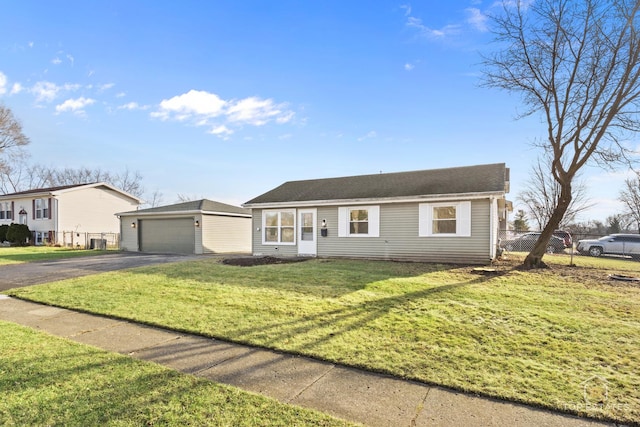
left=482, top=0, right=640, bottom=268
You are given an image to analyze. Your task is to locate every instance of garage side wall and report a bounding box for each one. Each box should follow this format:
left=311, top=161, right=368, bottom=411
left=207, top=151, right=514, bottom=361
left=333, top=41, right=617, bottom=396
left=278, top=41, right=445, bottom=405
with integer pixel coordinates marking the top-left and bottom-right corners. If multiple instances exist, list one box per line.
left=120, top=217, right=139, bottom=252
left=201, top=215, right=251, bottom=253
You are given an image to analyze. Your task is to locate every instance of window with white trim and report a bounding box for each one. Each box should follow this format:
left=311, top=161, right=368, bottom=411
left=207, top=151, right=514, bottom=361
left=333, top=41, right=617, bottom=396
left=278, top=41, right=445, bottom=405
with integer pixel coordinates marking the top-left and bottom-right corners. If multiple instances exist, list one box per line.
left=262, top=209, right=296, bottom=244
left=419, top=201, right=471, bottom=237
left=338, top=206, right=380, bottom=237
left=35, top=198, right=49, bottom=219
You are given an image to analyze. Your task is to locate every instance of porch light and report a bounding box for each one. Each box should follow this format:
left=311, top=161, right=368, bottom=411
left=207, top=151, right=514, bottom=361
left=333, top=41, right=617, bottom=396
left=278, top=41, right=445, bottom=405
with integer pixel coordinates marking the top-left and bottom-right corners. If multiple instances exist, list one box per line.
left=195, top=220, right=200, bottom=227
left=131, top=222, right=136, bottom=228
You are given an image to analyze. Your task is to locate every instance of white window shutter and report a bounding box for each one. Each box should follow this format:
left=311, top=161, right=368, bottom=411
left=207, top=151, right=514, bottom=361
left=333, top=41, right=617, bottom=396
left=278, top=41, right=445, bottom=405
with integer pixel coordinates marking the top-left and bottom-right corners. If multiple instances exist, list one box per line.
left=418, top=204, right=430, bottom=236
left=338, top=207, right=348, bottom=237
left=458, top=201, right=471, bottom=236
left=368, top=206, right=380, bottom=237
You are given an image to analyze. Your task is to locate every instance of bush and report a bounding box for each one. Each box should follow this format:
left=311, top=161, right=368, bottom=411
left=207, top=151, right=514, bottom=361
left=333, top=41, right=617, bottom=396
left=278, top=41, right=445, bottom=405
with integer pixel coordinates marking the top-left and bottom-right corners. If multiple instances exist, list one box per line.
left=6, top=223, right=31, bottom=245
left=0, top=224, right=8, bottom=242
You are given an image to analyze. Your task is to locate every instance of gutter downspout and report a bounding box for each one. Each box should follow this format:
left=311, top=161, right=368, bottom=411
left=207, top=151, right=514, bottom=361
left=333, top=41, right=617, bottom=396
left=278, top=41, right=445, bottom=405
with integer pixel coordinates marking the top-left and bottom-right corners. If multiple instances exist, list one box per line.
left=489, top=196, right=496, bottom=261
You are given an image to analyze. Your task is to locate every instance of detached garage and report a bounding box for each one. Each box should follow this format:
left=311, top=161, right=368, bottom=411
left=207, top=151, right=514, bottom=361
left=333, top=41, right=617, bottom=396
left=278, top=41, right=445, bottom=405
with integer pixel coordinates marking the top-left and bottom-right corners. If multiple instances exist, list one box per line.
left=118, top=199, right=251, bottom=255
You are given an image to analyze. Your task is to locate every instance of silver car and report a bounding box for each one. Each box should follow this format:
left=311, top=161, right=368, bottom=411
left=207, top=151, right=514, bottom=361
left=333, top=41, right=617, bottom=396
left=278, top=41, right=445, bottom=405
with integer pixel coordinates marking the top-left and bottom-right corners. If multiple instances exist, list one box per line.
left=576, top=234, right=640, bottom=259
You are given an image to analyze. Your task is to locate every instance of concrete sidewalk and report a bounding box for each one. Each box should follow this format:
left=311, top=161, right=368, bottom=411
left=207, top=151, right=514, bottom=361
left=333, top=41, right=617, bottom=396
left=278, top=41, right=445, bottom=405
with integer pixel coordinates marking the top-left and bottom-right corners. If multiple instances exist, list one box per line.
left=0, top=296, right=614, bottom=427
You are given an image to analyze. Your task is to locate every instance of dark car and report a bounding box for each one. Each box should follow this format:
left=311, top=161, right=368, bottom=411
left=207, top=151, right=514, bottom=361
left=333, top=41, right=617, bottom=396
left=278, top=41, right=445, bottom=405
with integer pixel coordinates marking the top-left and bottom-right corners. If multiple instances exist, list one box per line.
left=553, top=230, right=573, bottom=247
left=501, top=232, right=567, bottom=253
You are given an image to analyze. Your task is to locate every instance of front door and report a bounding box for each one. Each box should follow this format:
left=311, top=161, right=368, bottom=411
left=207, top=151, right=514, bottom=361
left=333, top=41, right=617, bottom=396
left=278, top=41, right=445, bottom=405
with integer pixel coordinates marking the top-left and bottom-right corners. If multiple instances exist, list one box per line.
left=298, top=209, right=317, bottom=256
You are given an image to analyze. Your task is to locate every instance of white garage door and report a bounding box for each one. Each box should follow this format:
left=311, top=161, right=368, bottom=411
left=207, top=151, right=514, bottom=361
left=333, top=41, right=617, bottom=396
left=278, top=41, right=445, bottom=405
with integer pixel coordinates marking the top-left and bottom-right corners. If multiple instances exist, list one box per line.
left=139, top=218, right=195, bottom=254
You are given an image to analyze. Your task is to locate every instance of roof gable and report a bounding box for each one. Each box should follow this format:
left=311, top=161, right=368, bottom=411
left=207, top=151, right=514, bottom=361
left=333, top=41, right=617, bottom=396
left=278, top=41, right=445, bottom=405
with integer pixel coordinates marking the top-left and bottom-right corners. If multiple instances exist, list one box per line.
left=245, top=163, right=509, bottom=206
left=0, top=182, right=142, bottom=204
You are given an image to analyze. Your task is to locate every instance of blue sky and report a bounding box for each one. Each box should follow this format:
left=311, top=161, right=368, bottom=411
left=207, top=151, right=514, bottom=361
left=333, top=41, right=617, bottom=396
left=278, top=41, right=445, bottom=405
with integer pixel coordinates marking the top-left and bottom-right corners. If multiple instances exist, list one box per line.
left=0, top=1, right=630, bottom=222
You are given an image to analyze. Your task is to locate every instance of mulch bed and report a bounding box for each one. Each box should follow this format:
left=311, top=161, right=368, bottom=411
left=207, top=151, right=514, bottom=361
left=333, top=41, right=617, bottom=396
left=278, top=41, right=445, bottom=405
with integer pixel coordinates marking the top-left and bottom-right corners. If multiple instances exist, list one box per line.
left=222, top=256, right=310, bottom=267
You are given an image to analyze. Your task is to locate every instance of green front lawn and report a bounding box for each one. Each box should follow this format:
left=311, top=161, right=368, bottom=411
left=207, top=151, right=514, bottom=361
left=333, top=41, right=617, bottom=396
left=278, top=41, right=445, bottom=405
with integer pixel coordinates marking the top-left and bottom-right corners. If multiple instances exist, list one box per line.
left=7, top=254, right=640, bottom=424
left=0, top=246, right=110, bottom=265
left=0, top=321, right=351, bottom=426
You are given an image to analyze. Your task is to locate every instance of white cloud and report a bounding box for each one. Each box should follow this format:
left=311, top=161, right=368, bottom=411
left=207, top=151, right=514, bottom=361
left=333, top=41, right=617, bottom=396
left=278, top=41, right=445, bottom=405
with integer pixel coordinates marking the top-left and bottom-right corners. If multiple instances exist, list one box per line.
left=152, top=89, right=295, bottom=138
left=0, top=72, right=6, bottom=95
left=226, top=97, right=291, bottom=126
left=358, top=131, right=377, bottom=141
left=31, top=81, right=60, bottom=102
left=99, top=83, right=115, bottom=92
left=51, top=57, right=62, bottom=65
left=406, top=16, right=461, bottom=39
left=118, top=101, right=148, bottom=111
left=465, top=8, right=488, bottom=32
left=155, top=89, right=226, bottom=121
left=11, top=83, right=23, bottom=95
left=400, top=4, right=411, bottom=16
left=55, top=97, right=95, bottom=115
left=209, top=125, right=233, bottom=138
left=404, top=63, right=415, bottom=71
left=116, top=92, right=126, bottom=98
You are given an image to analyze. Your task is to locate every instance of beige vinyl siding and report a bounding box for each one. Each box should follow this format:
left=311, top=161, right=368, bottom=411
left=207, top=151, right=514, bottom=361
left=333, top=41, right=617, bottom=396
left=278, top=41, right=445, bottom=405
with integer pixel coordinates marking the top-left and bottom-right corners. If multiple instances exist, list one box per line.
left=251, top=209, right=298, bottom=257
left=58, top=187, right=138, bottom=234
left=201, top=215, right=251, bottom=253
left=120, top=219, right=139, bottom=252
left=317, top=200, right=491, bottom=263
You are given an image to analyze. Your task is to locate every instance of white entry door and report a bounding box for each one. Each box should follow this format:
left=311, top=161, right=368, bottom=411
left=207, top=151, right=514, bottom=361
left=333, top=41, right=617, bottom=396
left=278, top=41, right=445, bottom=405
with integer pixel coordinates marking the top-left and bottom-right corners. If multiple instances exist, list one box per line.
left=298, top=209, right=317, bottom=256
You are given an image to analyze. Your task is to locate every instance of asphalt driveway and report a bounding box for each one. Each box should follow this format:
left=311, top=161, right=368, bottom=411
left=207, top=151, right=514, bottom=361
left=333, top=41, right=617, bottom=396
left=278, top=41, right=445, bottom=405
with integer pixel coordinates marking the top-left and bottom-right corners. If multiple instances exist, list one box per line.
left=0, top=252, right=201, bottom=292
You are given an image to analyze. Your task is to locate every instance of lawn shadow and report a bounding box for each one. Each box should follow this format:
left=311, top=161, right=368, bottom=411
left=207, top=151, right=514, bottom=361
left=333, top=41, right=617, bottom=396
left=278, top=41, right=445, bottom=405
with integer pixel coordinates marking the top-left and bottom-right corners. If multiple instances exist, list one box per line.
left=224, top=274, right=492, bottom=357
left=138, top=257, right=471, bottom=298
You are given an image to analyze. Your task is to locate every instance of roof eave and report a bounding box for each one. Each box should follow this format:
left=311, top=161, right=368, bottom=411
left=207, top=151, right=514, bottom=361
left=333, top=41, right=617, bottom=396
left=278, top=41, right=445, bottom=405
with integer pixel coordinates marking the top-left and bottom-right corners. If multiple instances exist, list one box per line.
left=117, top=209, right=250, bottom=218
left=243, top=191, right=507, bottom=209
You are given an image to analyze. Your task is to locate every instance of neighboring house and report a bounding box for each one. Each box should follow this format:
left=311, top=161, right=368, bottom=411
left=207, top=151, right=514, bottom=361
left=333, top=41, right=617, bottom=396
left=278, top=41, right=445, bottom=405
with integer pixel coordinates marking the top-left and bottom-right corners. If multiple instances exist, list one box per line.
left=243, top=163, right=512, bottom=264
left=118, top=199, right=252, bottom=255
left=0, top=182, right=141, bottom=246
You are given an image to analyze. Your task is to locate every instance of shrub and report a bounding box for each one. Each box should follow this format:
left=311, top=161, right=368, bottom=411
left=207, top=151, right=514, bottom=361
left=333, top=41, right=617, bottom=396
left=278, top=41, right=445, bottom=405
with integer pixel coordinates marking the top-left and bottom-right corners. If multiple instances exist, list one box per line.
left=6, top=223, right=31, bottom=245
left=0, top=224, right=8, bottom=242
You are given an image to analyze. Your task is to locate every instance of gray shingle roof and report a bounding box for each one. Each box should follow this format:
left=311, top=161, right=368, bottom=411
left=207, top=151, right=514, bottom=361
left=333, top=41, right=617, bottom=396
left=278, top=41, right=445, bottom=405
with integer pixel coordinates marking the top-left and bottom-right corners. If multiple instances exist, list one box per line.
left=245, top=163, right=508, bottom=206
left=121, top=199, right=250, bottom=216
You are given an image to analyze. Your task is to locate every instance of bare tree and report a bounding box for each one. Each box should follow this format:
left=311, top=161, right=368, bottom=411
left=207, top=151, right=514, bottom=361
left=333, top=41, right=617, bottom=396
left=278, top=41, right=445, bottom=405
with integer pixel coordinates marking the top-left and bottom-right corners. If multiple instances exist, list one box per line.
left=0, top=104, right=29, bottom=153
left=518, top=158, right=593, bottom=230
left=620, top=173, right=640, bottom=232
left=144, top=189, right=164, bottom=208
left=0, top=104, right=30, bottom=193
left=0, top=162, right=145, bottom=198
left=483, top=0, right=640, bottom=268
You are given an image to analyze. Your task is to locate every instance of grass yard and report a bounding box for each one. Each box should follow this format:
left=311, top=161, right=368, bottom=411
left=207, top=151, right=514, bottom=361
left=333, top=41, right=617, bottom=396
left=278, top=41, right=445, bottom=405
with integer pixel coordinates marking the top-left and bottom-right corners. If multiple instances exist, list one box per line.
left=0, top=321, right=352, bottom=426
left=6, top=254, right=640, bottom=424
left=0, top=246, right=110, bottom=265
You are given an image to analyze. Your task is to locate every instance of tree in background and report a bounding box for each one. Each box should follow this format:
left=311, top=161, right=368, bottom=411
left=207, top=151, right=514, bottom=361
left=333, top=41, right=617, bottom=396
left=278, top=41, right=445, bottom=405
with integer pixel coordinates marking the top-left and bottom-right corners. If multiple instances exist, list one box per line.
left=517, top=158, right=592, bottom=230
left=620, top=173, right=640, bottom=232
left=0, top=162, right=145, bottom=199
left=607, top=214, right=624, bottom=234
left=483, top=0, right=640, bottom=268
left=512, top=209, right=530, bottom=232
left=0, top=104, right=30, bottom=188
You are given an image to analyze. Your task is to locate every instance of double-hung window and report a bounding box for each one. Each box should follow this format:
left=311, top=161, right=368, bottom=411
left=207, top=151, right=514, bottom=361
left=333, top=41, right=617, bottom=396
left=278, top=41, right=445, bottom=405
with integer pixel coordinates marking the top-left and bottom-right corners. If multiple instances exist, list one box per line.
left=419, top=201, right=471, bottom=237
left=35, top=198, right=49, bottom=219
left=262, top=210, right=296, bottom=244
left=338, top=206, right=380, bottom=237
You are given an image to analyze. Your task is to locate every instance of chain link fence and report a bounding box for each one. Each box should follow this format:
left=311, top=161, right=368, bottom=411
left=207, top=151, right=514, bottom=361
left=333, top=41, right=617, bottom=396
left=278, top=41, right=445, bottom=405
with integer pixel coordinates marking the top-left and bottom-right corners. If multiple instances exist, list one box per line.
left=59, top=231, right=120, bottom=249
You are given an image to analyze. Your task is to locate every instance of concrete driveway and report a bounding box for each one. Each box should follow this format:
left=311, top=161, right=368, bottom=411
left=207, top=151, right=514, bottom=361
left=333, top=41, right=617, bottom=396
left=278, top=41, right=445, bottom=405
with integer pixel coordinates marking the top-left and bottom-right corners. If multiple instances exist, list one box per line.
left=0, top=252, right=201, bottom=292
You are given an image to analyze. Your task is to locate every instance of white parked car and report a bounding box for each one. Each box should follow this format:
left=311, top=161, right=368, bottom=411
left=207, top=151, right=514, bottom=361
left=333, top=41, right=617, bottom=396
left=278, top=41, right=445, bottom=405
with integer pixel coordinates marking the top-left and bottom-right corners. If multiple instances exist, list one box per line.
left=576, top=234, right=640, bottom=259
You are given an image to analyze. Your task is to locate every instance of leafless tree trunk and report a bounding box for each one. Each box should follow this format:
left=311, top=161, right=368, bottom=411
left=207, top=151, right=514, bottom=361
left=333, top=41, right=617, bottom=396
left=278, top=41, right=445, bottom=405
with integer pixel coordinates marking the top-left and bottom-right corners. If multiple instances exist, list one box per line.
left=518, top=157, right=593, bottom=230
left=483, top=0, right=640, bottom=268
